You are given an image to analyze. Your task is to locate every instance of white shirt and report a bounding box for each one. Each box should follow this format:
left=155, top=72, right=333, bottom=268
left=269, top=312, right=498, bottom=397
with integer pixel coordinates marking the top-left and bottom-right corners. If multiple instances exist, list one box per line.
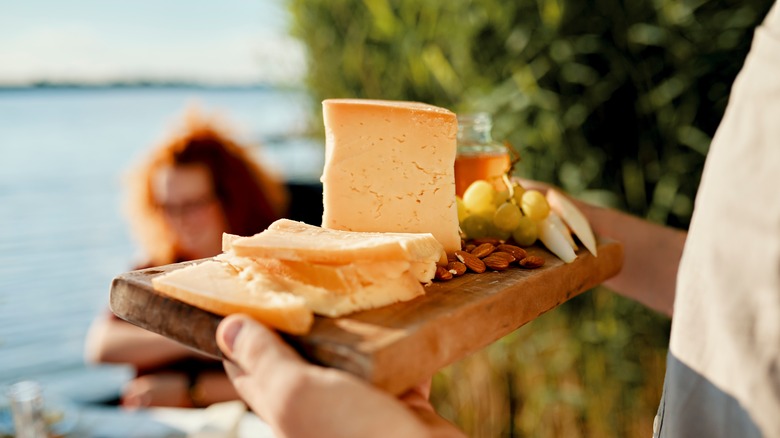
left=656, top=2, right=780, bottom=436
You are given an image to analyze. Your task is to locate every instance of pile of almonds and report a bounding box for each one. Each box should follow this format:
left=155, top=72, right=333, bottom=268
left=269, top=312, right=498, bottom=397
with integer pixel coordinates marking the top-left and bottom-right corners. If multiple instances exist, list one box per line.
left=434, top=238, right=545, bottom=281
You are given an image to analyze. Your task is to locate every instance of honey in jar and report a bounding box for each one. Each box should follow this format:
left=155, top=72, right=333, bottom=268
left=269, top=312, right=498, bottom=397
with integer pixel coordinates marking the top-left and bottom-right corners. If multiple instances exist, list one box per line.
left=454, top=112, right=510, bottom=197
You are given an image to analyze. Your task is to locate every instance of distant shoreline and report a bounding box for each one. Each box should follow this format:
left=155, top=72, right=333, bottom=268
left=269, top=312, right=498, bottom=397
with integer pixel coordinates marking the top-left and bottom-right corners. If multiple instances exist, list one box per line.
left=0, top=82, right=305, bottom=92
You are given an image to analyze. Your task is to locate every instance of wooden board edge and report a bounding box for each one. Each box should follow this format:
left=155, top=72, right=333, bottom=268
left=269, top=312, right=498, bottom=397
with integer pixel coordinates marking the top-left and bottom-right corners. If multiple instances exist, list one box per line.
left=356, top=240, right=624, bottom=394
left=109, top=265, right=226, bottom=360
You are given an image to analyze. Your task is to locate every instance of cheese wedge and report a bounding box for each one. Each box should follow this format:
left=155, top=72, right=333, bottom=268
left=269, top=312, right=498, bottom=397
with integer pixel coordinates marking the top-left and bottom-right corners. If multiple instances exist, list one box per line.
left=230, top=219, right=446, bottom=266
left=151, top=260, right=313, bottom=335
left=320, top=99, right=461, bottom=253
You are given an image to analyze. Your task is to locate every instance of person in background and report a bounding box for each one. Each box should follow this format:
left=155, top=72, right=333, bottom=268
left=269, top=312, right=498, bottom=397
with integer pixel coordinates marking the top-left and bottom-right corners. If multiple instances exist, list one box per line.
left=213, top=2, right=780, bottom=437
left=85, top=106, right=289, bottom=408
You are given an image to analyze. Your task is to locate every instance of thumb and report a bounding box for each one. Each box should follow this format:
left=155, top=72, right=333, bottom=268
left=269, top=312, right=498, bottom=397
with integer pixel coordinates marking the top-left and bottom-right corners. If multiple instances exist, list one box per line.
left=216, top=314, right=309, bottom=392
left=217, top=314, right=310, bottom=423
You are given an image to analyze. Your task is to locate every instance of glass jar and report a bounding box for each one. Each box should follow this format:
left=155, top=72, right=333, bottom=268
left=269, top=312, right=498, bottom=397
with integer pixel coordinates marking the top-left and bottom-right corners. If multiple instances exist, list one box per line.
left=454, top=112, right=510, bottom=197
left=7, top=381, right=48, bottom=438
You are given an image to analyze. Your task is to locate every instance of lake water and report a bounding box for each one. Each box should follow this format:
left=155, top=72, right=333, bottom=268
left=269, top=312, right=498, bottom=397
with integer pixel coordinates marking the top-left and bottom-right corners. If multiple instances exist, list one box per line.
left=0, top=87, right=323, bottom=401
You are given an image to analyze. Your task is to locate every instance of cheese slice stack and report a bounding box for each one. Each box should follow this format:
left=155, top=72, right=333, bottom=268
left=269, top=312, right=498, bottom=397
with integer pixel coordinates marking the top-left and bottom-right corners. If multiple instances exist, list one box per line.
left=321, top=99, right=461, bottom=253
left=151, top=219, right=445, bottom=334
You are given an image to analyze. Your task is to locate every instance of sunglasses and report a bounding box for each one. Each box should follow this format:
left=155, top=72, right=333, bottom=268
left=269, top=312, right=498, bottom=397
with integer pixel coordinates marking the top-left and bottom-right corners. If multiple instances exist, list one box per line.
left=157, top=194, right=218, bottom=217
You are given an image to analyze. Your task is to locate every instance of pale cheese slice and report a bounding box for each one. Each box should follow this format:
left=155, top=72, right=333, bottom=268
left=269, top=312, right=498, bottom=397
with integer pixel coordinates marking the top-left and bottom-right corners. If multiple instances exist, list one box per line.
left=289, top=271, right=424, bottom=318
left=218, top=252, right=425, bottom=318
left=218, top=252, right=411, bottom=293
left=229, top=219, right=446, bottom=266
left=224, top=232, right=436, bottom=285
left=222, top=233, right=241, bottom=252
left=151, top=260, right=313, bottom=335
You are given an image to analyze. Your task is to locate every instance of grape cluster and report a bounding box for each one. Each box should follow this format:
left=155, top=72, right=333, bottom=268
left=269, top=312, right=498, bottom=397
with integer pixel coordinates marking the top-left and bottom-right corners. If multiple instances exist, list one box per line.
left=458, top=179, right=550, bottom=246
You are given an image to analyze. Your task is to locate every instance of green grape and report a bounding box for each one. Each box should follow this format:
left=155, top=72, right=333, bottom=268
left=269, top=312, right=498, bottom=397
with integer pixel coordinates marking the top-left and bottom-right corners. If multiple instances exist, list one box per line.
left=486, top=223, right=512, bottom=241
left=462, top=180, right=496, bottom=215
left=460, top=214, right=492, bottom=240
left=511, top=182, right=526, bottom=205
left=456, top=196, right=468, bottom=222
left=493, top=202, right=522, bottom=232
left=493, top=189, right=510, bottom=207
left=520, top=190, right=550, bottom=221
left=481, top=202, right=498, bottom=218
left=512, top=216, right=538, bottom=246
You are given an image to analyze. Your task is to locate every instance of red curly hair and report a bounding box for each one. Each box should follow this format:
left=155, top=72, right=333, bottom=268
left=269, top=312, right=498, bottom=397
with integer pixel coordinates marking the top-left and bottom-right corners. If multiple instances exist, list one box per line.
left=125, top=106, right=289, bottom=266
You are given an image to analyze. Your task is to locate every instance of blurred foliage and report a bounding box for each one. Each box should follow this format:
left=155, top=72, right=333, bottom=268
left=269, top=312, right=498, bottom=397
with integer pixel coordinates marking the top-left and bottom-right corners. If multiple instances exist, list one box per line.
left=287, top=0, right=774, bottom=436
left=428, top=286, right=670, bottom=437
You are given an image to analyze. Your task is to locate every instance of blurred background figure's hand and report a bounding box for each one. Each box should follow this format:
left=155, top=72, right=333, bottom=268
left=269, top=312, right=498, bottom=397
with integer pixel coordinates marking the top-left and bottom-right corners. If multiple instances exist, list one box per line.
left=120, top=373, right=192, bottom=409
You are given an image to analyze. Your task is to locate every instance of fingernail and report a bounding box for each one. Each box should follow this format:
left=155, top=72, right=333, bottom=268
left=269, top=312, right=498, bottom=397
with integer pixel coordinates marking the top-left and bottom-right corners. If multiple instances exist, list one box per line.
left=220, top=318, right=244, bottom=354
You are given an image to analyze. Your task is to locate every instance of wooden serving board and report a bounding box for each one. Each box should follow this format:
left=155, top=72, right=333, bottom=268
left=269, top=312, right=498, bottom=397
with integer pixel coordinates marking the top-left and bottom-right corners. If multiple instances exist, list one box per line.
left=110, top=239, right=622, bottom=395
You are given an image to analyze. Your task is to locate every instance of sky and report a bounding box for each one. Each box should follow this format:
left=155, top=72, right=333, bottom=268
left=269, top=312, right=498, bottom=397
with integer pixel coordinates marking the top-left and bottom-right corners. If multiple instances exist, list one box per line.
left=0, top=0, right=307, bottom=86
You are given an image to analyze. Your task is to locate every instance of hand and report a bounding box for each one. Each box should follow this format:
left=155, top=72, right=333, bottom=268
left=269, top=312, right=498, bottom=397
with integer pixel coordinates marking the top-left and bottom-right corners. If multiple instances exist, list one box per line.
left=121, top=372, right=193, bottom=409
left=216, top=314, right=466, bottom=438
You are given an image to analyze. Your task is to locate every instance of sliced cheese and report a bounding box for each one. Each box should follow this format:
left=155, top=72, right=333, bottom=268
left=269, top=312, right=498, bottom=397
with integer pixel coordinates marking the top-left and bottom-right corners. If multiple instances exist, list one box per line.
left=248, top=258, right=436, bottom=287
left=218, top=252, right=410, bottom=292
left=224, top=231, right=436, bottom=285
left=151, top=260, right=313, bottom=335
left=230, top=219, right=445, bottom=266
left=289, top=271, right=424, bottom=318
left=320, top=98, right=461, bottom=253
left=222, top=233, right=241, bottom=252
left=218, top=252, right=425, bottom=318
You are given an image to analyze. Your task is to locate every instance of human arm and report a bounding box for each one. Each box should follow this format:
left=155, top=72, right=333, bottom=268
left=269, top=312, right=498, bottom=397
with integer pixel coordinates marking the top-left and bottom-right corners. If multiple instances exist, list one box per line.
left=84, top=312, right=202, bottom=372
left=576, top=202, right=685, bottom=317
left=516, top=179, right=684, bottom=317
left=86, top=312, right=240, bottom=407
left=216, top=314, right=466, bottom=438
left=120, top=369, right=240, bottom=408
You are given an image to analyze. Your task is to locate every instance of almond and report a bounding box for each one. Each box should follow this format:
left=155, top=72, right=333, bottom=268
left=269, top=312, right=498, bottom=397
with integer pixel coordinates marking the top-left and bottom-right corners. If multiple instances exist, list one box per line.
left=482, top=255, right=510, bottom=271
left=489, top=251, right=516, bottom=264
left=447, top=261, right=467, bottom=276
left=496, top=244, right=527, bottom=260
left=447, top=253, right=459, bottom=263
left=519, top=255, right=545, bottom=269
left=470, top=243, right=495, bottom=259
left=470, top=237, right=505, bottom=246
left=464, top=244, right=477, bottom=252
left=435, top=265, right=453, bottom=281
left=455, top=250, right=486, bottom=274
